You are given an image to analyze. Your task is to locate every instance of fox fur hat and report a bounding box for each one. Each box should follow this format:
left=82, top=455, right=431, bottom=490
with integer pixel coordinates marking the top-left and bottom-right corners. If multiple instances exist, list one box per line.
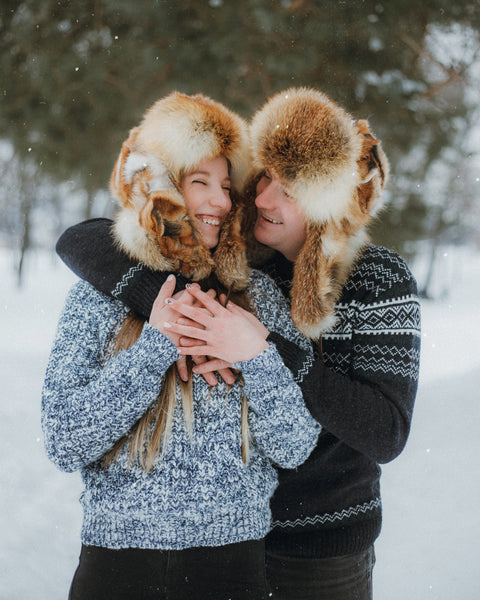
left=248, top=87, right=389, bottom=339
left=110, top=91, right=251, bottom=291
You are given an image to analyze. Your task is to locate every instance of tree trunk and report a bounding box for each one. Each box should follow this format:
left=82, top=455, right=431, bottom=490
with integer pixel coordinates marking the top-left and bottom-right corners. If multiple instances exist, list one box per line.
left=17, top=199, right=31, bottom=287
left=84, top=189, right=95, bottom=220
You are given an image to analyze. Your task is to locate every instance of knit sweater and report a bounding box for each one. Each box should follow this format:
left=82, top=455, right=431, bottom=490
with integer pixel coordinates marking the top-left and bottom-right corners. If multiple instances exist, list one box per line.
left=262, top=245, right=421, bottom=558
left=41, top=270, right=320, bottom=551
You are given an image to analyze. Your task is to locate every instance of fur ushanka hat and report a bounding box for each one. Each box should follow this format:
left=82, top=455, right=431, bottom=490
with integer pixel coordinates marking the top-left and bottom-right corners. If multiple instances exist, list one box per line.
left=248, top=87, right=389, bottom=339
left=110, top=91, right=251, bottom=291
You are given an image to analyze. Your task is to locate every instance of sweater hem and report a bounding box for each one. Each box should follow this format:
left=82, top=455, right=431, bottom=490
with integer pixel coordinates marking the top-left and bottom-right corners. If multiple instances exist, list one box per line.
left=81, top=509, right=271, bottom=551
left=265, top=516, right=382, bottom=559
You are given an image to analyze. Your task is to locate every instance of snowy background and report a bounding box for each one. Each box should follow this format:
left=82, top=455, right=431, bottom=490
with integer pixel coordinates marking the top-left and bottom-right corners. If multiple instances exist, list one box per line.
left=1, top=245, right=479, bottom=600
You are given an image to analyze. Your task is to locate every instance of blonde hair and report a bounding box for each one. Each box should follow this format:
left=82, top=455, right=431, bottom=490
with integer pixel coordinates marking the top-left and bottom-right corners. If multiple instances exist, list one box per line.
left=104, top=278, right=253, bottom=471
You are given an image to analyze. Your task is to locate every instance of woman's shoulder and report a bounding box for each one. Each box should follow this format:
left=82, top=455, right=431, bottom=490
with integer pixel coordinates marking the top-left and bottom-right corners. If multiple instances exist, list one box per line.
left=247, top=269, right=289, bottom=319
left=248, top=268, right=281, bottom=293
left=247, top=269, right=287, bottom=305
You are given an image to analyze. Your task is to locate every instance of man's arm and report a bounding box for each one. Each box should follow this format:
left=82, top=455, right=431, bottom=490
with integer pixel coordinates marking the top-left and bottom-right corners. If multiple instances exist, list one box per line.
left=267, top=251, right=421, bottom=465
left=56, top=218, right=189, bottom=318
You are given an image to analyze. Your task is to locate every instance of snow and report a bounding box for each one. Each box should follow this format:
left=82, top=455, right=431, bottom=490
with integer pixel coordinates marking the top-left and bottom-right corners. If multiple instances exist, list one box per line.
left=1, top=246, right=479, bottom=600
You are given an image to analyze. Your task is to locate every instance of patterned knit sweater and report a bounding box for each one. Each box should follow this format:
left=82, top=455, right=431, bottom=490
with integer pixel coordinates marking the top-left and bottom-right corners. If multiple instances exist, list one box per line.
left=41, top=270, right=320, bottom=550
left=263, top=245, right=421, bottom=558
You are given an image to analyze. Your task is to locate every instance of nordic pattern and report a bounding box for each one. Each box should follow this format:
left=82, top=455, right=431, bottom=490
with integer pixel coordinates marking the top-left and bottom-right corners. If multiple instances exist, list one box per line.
left=111, top=263, right=144, bottom=298
left=265, top=243, right=420, bottom=545
left=42, top=272, right=320, bottom=550
left=354, top=344, right=421, bottom=380
left=294, top=353, right=314, bottom=384
left=322, top=351, right=351, bottom=375
left=324, top=297, right=420, bottom=340
left=322, top=303, right=354, bottom=338
left=272, top=498, right=381, bottom=529
left=354, top=296, right=421, bottom=336
left=343, top=246, right=414, bottom=298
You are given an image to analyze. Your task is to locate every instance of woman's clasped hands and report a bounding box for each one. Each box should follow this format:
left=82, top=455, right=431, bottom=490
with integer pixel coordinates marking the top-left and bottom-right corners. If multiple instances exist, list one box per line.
left=149, top=276, right=269, bottom=383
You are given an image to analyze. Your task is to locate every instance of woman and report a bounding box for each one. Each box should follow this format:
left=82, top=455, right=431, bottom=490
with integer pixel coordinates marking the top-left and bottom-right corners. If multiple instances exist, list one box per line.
left=42, top=92, right=320, bottom=600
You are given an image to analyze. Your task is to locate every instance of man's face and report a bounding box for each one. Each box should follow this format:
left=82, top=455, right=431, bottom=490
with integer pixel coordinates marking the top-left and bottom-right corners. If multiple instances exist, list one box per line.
left=253, top=169, right=307, bottom=261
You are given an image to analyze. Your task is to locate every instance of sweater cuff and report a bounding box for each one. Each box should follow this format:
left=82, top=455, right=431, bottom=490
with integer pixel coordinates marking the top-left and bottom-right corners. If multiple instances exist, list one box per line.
left=267, top=331, right=313, bottom=382
left=117, top=269, right=190, bottom=319
left=137, top=322, right=180, bottom=371
left=232, top=343, right=283, bottom=379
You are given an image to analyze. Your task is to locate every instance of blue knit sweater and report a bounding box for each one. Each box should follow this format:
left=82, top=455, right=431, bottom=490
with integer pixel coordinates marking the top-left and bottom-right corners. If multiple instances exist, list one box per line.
left=42, top=270, right=320, bottom=550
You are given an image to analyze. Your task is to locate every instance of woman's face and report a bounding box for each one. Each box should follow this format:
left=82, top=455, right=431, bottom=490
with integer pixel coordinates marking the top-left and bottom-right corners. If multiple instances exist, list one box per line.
left=254, top=169, right=307, bottom=261
left=181, top=155, right=232, bottom=249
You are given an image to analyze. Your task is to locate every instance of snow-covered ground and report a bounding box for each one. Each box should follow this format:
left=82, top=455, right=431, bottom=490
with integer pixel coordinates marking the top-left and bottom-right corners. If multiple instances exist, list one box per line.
left=1, top=246, right=479, bottom=600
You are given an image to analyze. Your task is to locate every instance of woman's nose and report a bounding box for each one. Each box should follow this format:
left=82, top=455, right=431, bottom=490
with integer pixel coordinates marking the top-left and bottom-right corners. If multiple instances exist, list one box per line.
left=209, top=185, right=231, bottom=209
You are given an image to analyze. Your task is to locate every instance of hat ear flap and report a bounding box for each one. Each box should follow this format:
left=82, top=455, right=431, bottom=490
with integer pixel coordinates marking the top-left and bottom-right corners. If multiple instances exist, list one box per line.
left=291, top=222, right=345, bottom=340
left=355, top=120, right=389, bottom=217
left=111, top=127, right=213, bottom=279
left=110, top=127, right=145, bottom=208
left=146, top=193, right=214, bottom=280
left=213, top=192, right=250, bottom=291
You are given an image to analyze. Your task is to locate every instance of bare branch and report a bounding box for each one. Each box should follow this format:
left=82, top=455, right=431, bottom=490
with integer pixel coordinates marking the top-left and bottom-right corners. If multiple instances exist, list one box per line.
left=398, top=31, right=466, bottom=99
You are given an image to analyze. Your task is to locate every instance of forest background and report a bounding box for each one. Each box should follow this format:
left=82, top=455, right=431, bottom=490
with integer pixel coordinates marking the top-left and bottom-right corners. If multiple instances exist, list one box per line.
left=1, top=0, right=479, bottom=297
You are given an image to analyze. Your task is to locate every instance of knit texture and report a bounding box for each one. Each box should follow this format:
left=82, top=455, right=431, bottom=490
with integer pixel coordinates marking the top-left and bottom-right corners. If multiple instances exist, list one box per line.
left=42, top=270, right=320, bottom=550
left=263, top=244, right=421, bottom=558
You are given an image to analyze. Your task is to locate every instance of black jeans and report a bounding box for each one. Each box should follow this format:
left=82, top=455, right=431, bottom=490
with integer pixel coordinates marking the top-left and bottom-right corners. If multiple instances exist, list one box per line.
left=266, top=546, right=375, bottom=600
left=69, top=540, right=268, bottom=600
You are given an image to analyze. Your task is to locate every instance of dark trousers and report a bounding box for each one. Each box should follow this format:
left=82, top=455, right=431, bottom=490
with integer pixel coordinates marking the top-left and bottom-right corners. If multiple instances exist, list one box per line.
left=69, top=540, right=268, bottom=600
left=266, top=546, right=375, bottom=600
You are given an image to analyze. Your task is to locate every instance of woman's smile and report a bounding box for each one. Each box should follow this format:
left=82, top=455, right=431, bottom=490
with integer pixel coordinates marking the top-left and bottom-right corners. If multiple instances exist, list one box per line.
left=181, top=156, right=232, bottom=249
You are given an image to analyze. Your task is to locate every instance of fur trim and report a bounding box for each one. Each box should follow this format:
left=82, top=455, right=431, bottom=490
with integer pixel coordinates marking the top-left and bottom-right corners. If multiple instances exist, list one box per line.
left=136, top=92, right=251, bottom=193
left=109, top=92, right=250, bottom=287
left=248, top=88, right=389, bottom=339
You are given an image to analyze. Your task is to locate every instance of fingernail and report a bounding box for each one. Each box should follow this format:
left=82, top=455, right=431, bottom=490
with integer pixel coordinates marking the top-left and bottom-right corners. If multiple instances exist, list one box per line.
left=186, top=283, right=193, bottom=289
left=192, top=367, right=199, bottom=373
left=177, top=348, right=182, bottom=354
left=178, top=318, right=188, bottom=325
left=167, top=274, right=174, bottom=281
left=163, top=322, right=172, bottom=328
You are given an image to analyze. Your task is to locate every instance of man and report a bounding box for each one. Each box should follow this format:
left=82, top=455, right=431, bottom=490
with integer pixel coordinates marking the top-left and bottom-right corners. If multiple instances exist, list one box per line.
left=57, top=88, right=420, bottom=599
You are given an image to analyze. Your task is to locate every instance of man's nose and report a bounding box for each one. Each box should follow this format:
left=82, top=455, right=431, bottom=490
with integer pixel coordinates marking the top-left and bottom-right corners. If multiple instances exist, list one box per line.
left=255, top=180, right=277, bottom=209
